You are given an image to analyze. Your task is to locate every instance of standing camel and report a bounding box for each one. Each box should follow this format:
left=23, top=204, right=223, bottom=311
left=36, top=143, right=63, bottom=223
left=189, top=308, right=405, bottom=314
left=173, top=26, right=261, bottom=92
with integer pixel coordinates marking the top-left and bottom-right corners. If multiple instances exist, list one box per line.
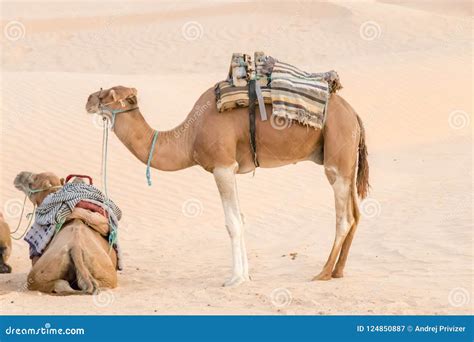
left=85, top=85, right=369, bottom=286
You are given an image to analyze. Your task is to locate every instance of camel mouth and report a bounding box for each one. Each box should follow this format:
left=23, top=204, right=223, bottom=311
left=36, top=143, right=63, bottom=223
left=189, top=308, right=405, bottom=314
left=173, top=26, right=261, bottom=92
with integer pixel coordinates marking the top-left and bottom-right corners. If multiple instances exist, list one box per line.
left=85, top=106, right=100, bottom=114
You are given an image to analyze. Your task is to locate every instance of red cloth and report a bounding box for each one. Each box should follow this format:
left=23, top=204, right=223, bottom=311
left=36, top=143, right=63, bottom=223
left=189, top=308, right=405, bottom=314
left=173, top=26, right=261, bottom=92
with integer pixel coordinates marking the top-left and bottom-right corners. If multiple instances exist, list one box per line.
left=75, top=200, right=109, bottom=219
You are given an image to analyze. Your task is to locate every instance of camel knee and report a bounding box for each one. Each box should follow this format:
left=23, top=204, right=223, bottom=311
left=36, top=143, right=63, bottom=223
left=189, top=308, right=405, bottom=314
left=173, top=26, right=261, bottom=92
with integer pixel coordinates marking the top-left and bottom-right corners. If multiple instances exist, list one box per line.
left=337, top=216, right=351, bottom=238
left=324, top=166, right=338, bottom=185
left=26, top=273, right=39, bottom=290
left=26, top=271, right=54, bottom=293
left=225, top=220, right=242, bottom=239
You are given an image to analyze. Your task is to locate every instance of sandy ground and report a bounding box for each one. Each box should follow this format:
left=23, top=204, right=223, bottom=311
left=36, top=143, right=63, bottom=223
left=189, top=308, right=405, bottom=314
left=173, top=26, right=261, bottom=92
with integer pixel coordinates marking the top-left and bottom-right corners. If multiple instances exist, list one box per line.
left=0, top=0, right=472, bottom=315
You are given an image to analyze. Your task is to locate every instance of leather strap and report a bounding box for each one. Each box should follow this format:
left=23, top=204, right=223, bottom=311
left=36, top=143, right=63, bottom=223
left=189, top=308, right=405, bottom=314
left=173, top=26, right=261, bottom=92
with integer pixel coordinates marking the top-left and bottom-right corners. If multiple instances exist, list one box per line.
left=255, top=82, right=267, bottom=121
left=248, top=80, right=259, bottom=168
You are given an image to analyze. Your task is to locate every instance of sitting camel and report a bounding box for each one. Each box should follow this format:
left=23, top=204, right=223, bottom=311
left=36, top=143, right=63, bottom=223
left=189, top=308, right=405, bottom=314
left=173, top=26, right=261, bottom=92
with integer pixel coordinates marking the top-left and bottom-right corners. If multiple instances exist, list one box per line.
left=14, top=171, right=117, bottom=294
left=86, top=85, right=369, bottom=286
left=0, top=213, right=12, bottom=273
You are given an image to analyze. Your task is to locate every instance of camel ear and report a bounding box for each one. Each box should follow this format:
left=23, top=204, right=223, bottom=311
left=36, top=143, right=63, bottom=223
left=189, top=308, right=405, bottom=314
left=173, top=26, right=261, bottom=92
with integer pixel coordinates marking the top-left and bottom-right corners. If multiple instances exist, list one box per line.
left=110, top=89, right=118, bottom=101
left=13, top=171, right=35, bottom=194
left=60, top=178, right=65, bottom=186
left=131, top=88, right=137, bottom=96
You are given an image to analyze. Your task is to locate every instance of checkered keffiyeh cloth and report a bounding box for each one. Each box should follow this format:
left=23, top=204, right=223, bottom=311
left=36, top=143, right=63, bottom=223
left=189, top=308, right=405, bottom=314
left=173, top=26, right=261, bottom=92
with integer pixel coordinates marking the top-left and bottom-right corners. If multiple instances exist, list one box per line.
left=25, top=182, right=123, bottom=269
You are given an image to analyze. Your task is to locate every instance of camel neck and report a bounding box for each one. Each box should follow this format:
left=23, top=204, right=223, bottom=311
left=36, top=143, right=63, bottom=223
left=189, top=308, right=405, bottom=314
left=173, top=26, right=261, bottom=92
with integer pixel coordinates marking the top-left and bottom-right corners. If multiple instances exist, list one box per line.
left=112, top=109, right=195, bottom=172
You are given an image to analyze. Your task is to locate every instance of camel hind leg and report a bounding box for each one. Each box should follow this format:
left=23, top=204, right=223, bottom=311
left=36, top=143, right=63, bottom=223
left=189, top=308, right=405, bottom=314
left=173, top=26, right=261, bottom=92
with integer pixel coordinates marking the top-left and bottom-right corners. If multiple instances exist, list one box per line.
left=27, top=246, right=75, bottom=293
left=52, top=280, right=82, bottom=295
left=332, top=185, right=360, bottom=278
left=313, top=167, right=356, bottom=280
left=312, top=96, right=361, bottom=281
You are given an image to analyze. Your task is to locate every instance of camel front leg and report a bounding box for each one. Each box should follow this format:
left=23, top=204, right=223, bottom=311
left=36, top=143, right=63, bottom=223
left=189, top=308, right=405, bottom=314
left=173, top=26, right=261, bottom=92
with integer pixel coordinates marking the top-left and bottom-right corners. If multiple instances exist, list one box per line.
left=213, top=164, right=249, bottom=287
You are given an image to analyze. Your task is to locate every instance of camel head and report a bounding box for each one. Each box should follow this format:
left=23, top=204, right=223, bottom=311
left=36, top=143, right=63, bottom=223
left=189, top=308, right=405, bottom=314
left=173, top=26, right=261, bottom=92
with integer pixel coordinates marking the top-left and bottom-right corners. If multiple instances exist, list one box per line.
left=85, top=86, right=138, bottom=120
left=14, top=172, right=64, bottom=206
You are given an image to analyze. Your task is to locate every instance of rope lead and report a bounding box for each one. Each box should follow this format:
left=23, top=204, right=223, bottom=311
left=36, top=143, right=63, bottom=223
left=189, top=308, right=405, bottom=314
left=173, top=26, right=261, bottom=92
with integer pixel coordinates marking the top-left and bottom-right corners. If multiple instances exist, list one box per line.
left=146, top=131, right=159, bottom=186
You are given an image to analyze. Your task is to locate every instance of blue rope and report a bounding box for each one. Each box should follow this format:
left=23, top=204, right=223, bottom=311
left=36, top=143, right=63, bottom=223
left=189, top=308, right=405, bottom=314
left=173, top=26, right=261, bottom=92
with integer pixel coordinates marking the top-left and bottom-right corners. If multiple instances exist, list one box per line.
left=107, top=107, right=133, bottom=129
left=146, top=131, right=159, bottom=186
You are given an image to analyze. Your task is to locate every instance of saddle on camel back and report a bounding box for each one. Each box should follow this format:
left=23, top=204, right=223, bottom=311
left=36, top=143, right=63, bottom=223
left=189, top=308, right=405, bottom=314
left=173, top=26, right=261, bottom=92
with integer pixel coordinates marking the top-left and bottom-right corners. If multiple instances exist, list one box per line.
left=214, top=51, right=342, bottom=167
left=214, top=51, right=343, bottom=129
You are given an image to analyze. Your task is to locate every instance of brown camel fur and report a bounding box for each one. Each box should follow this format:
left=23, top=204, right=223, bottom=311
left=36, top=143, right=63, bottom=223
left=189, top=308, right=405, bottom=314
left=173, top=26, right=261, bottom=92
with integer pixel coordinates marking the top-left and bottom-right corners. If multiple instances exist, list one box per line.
left=0, top=213, right=12, bottom=273
left=85, top=85, right=369, bottom=286
left=14, top=172, right=117, bottom=294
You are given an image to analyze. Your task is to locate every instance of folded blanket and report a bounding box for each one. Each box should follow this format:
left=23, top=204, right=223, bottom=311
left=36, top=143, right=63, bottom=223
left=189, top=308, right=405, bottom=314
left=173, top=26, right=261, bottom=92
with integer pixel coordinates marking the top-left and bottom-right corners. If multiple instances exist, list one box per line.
left=270, top=61, right=334, bottom=129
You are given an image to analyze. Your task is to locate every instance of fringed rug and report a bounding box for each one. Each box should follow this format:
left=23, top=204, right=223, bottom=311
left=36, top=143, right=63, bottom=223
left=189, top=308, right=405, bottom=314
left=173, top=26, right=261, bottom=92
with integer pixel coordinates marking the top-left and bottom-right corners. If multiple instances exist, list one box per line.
left=214, top=53, right=342, bottom=129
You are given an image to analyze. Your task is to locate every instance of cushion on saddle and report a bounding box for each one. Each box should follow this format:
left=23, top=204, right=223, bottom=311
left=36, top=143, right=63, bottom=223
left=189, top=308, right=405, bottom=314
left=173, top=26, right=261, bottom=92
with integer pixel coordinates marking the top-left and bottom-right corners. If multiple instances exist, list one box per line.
left=214, top=52, right=342, bottom=129
left=76, top=200, right=109, bottom=219
left=215, top=81, right=271, bottom=112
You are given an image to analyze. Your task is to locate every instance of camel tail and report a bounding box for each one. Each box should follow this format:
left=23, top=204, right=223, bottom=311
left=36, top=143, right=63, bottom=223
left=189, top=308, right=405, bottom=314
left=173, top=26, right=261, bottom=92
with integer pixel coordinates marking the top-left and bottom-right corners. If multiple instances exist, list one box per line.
left=70, top=247, right=97, bottom=293
left=355, top=114, right=370, bottom=199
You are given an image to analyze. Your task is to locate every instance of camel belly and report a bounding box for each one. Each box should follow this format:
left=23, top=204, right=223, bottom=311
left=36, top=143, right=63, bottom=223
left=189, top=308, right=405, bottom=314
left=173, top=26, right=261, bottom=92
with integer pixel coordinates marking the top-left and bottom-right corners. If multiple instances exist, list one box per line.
left=236, top=116, right=323, bottom=173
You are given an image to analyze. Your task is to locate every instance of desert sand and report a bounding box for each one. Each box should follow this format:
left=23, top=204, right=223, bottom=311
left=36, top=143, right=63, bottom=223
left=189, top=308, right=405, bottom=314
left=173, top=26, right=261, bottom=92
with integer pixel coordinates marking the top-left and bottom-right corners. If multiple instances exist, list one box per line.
left=0, top=0, right=472, bottom=315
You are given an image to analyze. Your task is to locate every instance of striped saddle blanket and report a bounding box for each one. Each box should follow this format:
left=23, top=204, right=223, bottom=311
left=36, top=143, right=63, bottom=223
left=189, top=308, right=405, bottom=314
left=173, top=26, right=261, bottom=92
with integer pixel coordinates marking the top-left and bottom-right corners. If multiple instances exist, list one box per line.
left=215, top=54, right=342, bottom=129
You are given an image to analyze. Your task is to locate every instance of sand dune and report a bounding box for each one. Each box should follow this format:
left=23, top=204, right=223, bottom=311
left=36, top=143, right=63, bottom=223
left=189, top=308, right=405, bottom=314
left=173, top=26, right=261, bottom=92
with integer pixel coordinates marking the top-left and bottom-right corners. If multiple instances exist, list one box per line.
left=0, top=1, right=472, bottom=314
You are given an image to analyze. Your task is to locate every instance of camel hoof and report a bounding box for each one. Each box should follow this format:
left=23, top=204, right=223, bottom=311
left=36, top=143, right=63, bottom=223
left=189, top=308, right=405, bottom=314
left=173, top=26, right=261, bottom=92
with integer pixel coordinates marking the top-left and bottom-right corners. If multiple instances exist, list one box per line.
left=223, top=275, right=246, bottom=287
left=331, top=270, right=344, bottom=278
left=0, top=263, right=12, bottom=273
left=312, top=272, right=332, bottom=281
